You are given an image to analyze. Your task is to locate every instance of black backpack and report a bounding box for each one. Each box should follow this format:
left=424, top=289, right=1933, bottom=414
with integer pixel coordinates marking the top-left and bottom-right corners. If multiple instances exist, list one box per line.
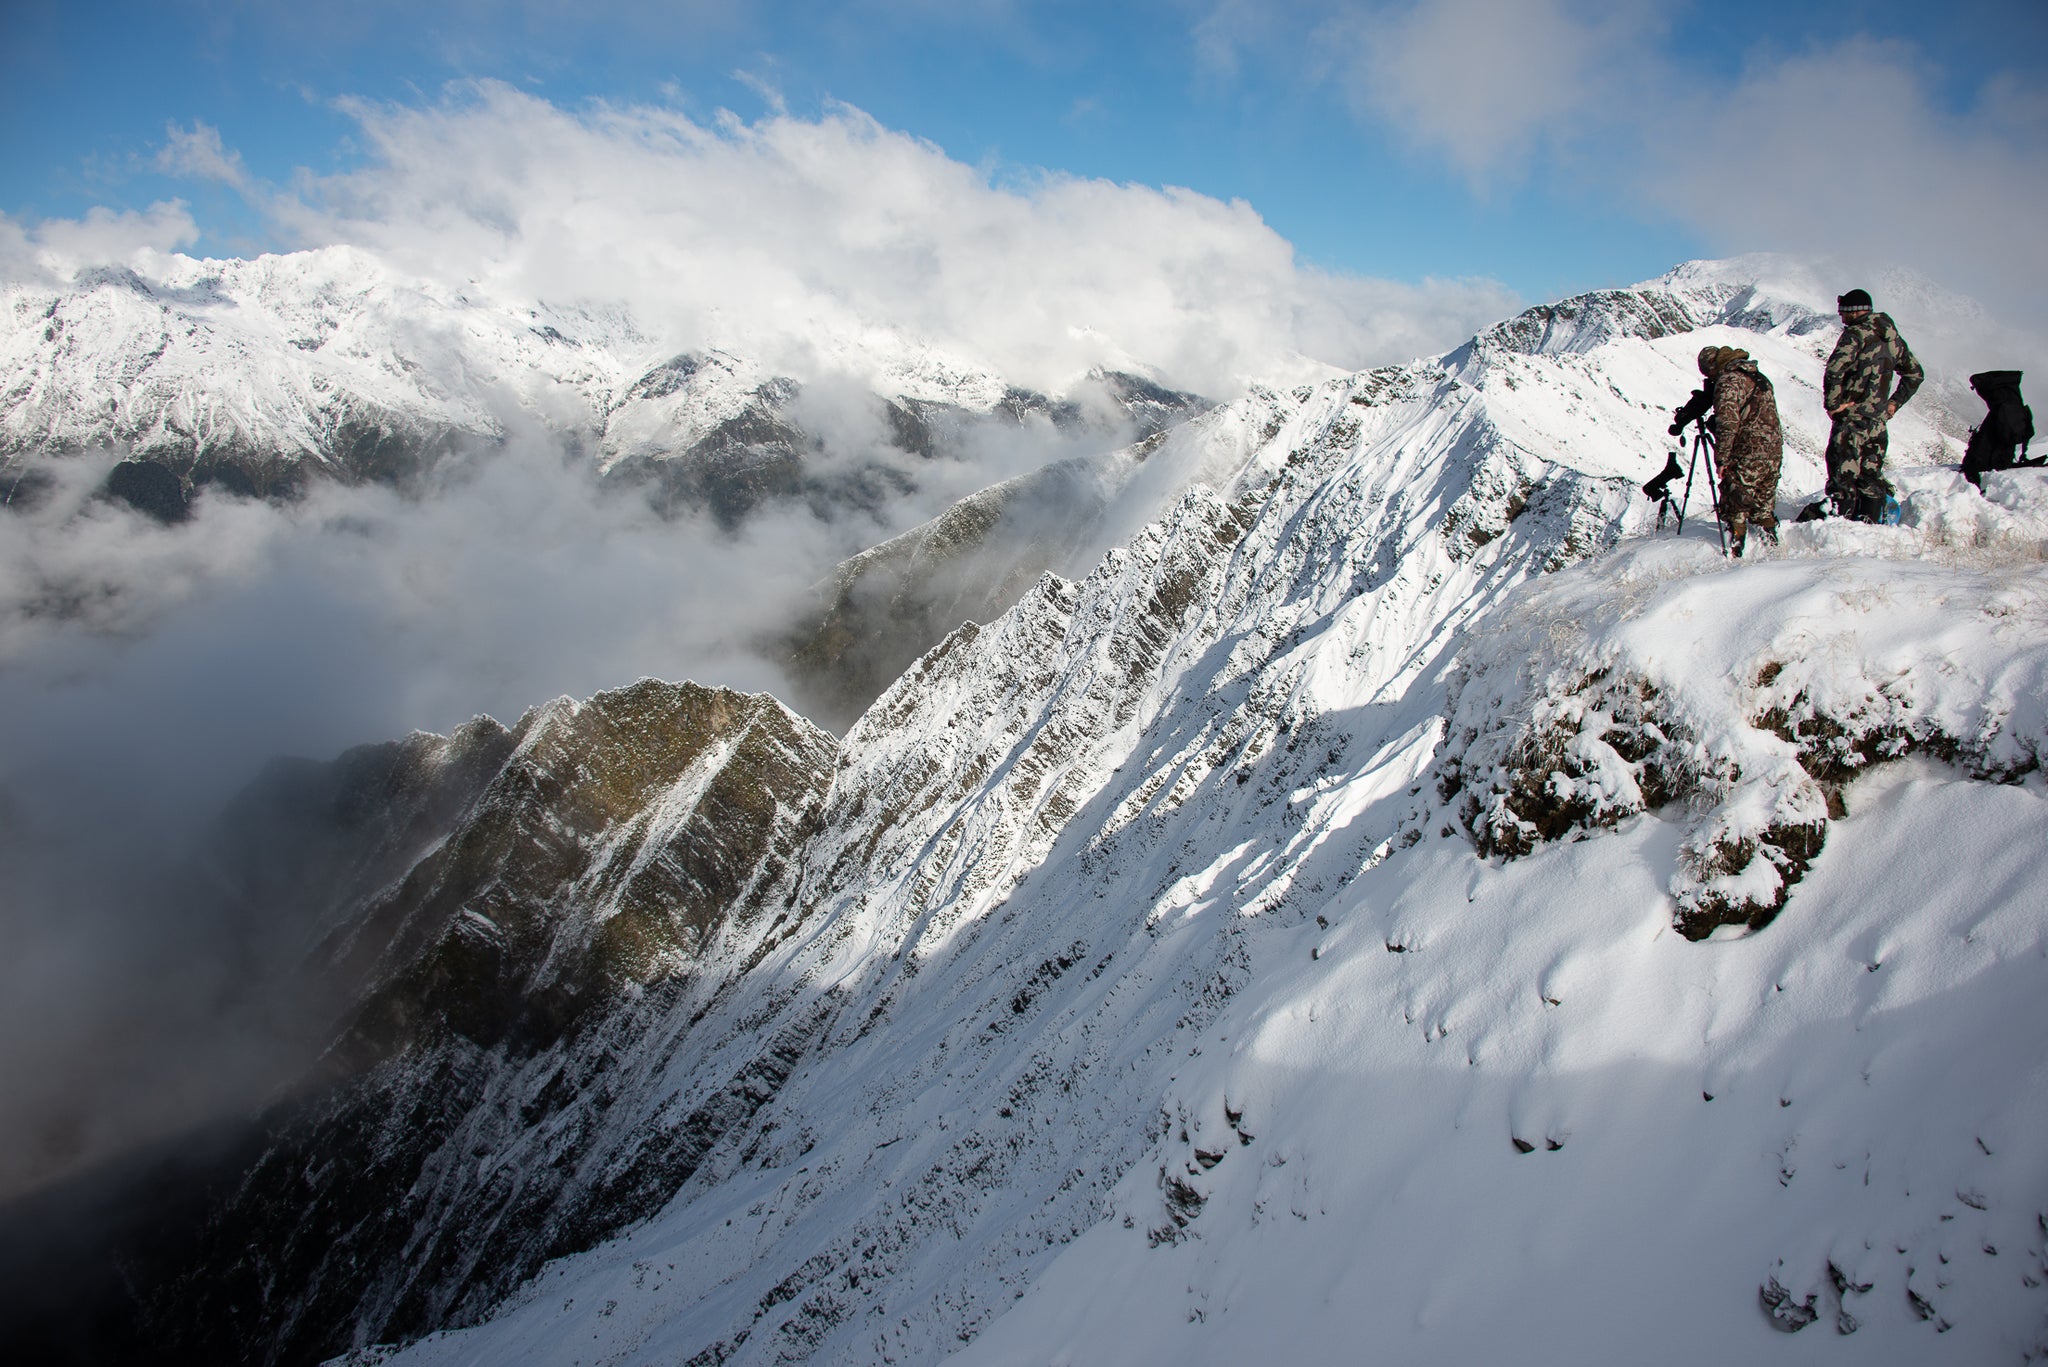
left=1962, top=370, right=2036, bottom=486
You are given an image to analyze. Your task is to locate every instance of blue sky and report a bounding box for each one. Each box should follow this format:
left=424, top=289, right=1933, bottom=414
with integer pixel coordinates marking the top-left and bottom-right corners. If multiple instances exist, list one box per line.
left=3, top=1, right=2044, bottom=318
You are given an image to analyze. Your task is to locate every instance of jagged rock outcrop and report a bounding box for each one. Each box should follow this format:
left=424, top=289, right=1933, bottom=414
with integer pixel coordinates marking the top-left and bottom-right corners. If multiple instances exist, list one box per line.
left=133, top=680, right=838, bottom=1367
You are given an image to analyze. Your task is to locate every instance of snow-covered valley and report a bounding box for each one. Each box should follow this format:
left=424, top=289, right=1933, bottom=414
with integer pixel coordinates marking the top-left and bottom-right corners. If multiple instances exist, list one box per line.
left=2, top=258, right=2044, bottom=1366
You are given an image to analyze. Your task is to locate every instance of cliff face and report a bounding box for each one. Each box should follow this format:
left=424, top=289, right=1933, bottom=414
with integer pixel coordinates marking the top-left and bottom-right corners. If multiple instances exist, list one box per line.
left=141, top=680, right=838, bottom=1367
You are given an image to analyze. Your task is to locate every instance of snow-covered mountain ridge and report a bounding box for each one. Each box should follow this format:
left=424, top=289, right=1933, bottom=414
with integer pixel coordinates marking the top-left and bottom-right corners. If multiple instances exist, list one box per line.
left=353, top=264, right=2044, bottom=1362
left=0, top=245, right=1203, bottom=522
left=14, top=260, right=2043, bottom=1366
left=778, top=252, right=1993, bottom=733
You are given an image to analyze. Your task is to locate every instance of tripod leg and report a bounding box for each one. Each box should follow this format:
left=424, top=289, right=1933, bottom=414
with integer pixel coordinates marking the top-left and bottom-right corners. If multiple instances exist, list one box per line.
left=1701, top=436, right=1726, bottom=555
left=1677, top=444, right=1699, bottom=535
left=1694, top=431, right=1725, bottom=554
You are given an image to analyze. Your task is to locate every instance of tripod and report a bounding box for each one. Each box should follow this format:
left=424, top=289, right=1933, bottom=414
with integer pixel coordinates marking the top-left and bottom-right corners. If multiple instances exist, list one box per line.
left=1652, top=419, right=1726, bottom=555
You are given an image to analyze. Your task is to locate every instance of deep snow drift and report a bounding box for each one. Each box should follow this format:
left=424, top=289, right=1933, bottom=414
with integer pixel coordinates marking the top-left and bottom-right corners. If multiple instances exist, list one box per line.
left=306, top=264, right=2048, bottom=1366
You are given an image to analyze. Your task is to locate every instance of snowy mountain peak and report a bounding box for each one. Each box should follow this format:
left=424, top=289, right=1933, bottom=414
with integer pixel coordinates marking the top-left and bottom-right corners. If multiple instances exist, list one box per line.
left=1451, top=265, right=1839, bottom=376
left=0, top=246, right=1196, bottom=527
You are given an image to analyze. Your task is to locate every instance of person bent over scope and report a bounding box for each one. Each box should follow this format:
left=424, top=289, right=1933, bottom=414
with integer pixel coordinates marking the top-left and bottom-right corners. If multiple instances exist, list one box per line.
left=1673, top=344, right=1783, bottom=555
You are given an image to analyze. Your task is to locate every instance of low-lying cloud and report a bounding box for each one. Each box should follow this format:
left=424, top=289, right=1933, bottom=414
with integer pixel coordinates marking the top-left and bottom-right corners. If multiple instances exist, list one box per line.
left=0, top=366, right=1206, bottom=1196
left=0, top=432, right=883, bottom=1198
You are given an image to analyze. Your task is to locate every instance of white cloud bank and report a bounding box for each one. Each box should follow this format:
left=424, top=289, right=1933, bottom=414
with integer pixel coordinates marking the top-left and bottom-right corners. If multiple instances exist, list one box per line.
left=1640, top=38, right=2048, bottom=310
left=0, top=200, right=200, bottom=285
left=84, top=85, right=1511, bottom=397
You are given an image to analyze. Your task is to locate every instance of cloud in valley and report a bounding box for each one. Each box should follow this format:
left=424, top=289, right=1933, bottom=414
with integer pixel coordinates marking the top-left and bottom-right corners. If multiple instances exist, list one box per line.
left=0, top=433, right=862, bottom=1198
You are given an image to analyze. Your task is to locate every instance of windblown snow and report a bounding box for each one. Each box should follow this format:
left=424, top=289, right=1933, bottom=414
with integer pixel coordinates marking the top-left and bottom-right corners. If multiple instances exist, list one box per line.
left=24, top=256, right=2044, bottom=1364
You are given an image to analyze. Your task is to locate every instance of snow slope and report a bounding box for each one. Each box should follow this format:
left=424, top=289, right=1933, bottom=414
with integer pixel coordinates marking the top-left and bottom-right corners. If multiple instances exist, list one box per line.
left=294, top=265, right=2048, bottom=1366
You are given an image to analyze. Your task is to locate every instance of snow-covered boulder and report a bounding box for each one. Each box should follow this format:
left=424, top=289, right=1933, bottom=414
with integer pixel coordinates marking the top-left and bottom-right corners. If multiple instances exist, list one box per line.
left=1437, top=468, right=2048, bottom=936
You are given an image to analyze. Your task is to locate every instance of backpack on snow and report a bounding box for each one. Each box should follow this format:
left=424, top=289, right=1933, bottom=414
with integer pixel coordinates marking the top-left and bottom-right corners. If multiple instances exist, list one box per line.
left=1962, top=370, right=2037, bottom=486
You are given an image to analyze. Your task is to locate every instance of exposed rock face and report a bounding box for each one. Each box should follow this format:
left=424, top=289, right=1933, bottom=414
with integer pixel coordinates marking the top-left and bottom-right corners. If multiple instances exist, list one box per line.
left=102, top=456, right=193, bottom=520
left=331, top=685, right=829, bottom=1047
left=134, top=680, right=838, bottom=1367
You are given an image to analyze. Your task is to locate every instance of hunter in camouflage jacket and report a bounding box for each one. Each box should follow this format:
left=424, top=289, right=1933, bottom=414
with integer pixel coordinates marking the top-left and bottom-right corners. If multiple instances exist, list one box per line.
left=1701, top=347, right=1782, bottom=544
left=1824, top=307, right=1923, bottom=513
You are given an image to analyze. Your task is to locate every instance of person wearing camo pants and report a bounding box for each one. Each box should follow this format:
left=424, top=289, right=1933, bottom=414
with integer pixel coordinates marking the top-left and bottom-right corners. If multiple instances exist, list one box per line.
left=1824, top=288, right=1923, bottom=521
left=1697, top=344, right=1783, bottom=555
